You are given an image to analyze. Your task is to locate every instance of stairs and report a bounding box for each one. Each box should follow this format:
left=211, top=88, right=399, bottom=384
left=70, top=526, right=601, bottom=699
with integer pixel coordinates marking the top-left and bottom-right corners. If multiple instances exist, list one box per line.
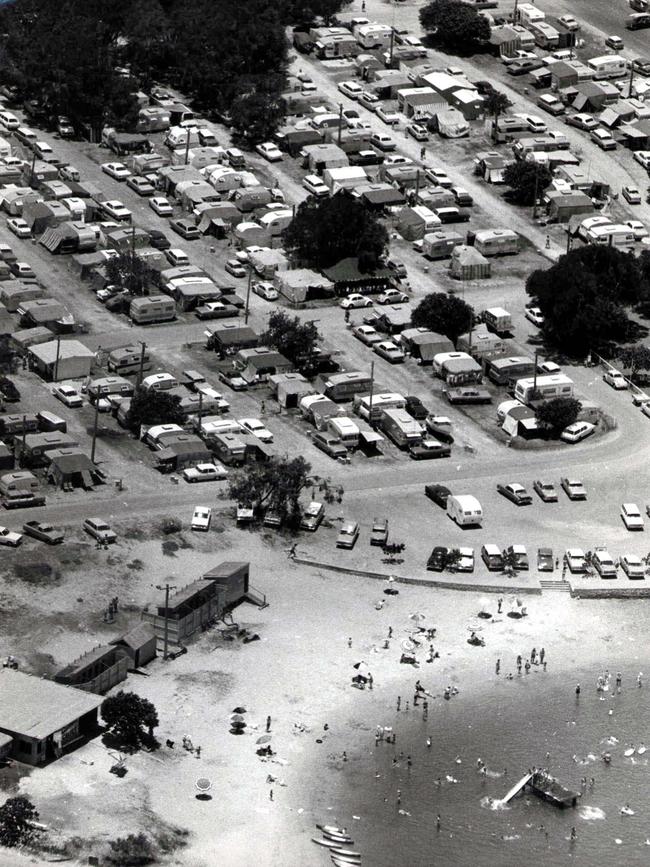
left=245, top=585, right=269, bottom=609
left=540, top=579, right=571, bottom=593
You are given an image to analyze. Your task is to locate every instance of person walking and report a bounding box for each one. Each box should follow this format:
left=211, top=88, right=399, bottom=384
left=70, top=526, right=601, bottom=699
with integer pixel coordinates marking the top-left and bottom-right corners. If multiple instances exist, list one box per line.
left=525, top=660, right=531, bottom=675
left=531, top=648, right=537, bottom=664
left=368, top=672, right=374, bottom=690
left=397, top=696, right=401, bottom=711
left=266, top=716, right=272, bottom=733
left=496, top=658, right=501, bottom=675
left=540, top=648, right=545, bottom=665
left=388, top=626, right=393, bottom=638
left=497, top=597, right=503, bottom=613
left=575, top=683, right=581, bottom=696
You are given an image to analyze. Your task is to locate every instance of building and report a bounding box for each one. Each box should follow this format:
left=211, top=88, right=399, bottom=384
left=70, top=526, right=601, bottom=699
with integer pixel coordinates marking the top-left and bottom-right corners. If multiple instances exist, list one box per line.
left=28, top=339, right=94, bottom=381
left=274, top=269, right=335, bottom=304
left=545, top=190, right=594, bottom=222
left=236, top=347, right=293, bottom=383
left=47, top=449, right=107, bottom=489
left=202, top=561, right=251, bottom=610
left=141, top=579, right=227, bottom=651
left=322, top=257, right=393, bottom=296
left=109, top=623, right=157, bottom=669
left=0, top=668, right=102, bottom=765
left=55, top=645, right=129, bottom=694
left=206, top=322, right=259, bottom=354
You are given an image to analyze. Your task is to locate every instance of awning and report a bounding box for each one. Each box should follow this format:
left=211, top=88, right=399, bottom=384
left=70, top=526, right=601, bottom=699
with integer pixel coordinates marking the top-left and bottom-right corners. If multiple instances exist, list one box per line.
left=359, top=430, right=384, bottom=444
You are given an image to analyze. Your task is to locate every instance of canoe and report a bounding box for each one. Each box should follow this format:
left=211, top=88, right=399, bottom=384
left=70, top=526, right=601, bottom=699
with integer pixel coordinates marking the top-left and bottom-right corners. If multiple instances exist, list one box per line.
left=323, top=832, right=353, bottom=844
left=331, top=859, right=361, bottom=867
left=318, top=824, right=348, bottom=836
left=624, top=748, right=635, bottom=757
left=638, top=746, right=647, bottom=755
left=313, top=838, right=338, bottom=848
left=331, top=854, right=361, bottom=864
left=331, top=849, right=361, bottom=858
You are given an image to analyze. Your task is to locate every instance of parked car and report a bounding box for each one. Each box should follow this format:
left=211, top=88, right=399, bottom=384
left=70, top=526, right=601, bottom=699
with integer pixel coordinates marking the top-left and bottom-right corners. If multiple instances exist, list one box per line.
left=407, top=122, right=429, bottom=141
left=340, top=293, right=372, bottom=309
left=165, top=248, right=190, bottom=267
left=301, top=501, right=325, bottom=531
left=561, top=421, right=595, bottom=443
left=101, top=200, right=132, bottom=221
left=565, top=548, right=587, bottom=573
left=405, top=395, right=429, bottom=420
left=603, top=369, right=628, bottom=390
left=525, top=306, right=544, bottom=326
left=375, top=105, right=400, bottom=125
left=10, top=262, right=35, bottom=279
left=507, top=58, right=544, bottom=75
left=537, top=360, right=561, bottom=375
left=170, top=218, right=200, bottom=240
left=450, top=186, right=473, bottom=207
left=149, top=196, right=173, bottom=216
left=101, top=161, right=131, bottom=180
left=353, top=324, right=382, bottom=345
left=370, top=518, right=388, bottom=546
left=22, top=520, right=64, bottom=544
left=425, top=483, right=451, bottom=508
left=444, top=387, right=491, bottom=404
left=256, top=142, right=283, bottom=161
left=561, top=477, right=587, bottom=500
left=631, top=58, right=650, bottom=75
left=225, top=259, right=247, bottom=278
left=633, top=150, right=650, bottom=169
left=337, top=521, right=359, bottom=548
left=427, top=545, right=449, bottom=572
left=195, top=301, right=234, bottom=320
left=622, top=185, right=642, bottom=205
left=456, top=547, right=474, bottom=572
left=126, top=175, right=155, bottom=196
left=302, top=174, right=329, bottom=197
left=425, top=167, right=452, bottom=187
left=312, top=431, right=348, bottom=459
left=565, top=113, right=599, bottom=131
left=218, top=369, right=248, bottom=391
left=497, top=483, right=533, bottom=505
left=559, top=14, right=580, bottom=30
left=409, top=438, right=451, bottom=460
left=147, top=228, right=170, bottom=250
left=537, top=547, right=554, bottom=571
left=239, top=417, right=273, bottom=443
left=533, top=479, right=558, bottom=502
left=592, top=546, right=617, bottom=578
left=182, top=463, right=228, bottom=483
left=83, top=518, right=117, bottom=543
left=0, top=526, right=22, bottom=547
left=53, top=385, right=83, bottom=407
left=7, top=218, right=31, bottom=238
left=621, top=554, right=645, bottom=578
left=502, top=49, right=538, bottom=65
left=369, top=132, right=396, bottom=151
left=591, top=128, right=617, bottom=150
left=605, top=34, right=624, bottom=49
left=57, top=115, right=75, bottom=137
left=625, top=220, right=648, bottom=241
left=338, top=80, right=364, bottom=100
left=621, top=502, right=644, bottom=530
left=252, top=281, right=279, bottom=301
left=504, top=544, right=529, bottom=570
left=481, top=544, right=504, bottom=571
left=377, top=287, right=408, bottom=305
left=374, top=340, right=405, bottom=363
left=191, top=506, right=212, bottom=531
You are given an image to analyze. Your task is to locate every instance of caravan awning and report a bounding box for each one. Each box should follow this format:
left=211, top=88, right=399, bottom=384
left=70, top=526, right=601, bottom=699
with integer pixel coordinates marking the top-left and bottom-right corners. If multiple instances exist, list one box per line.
left=359, top=429, right=384, bottom=444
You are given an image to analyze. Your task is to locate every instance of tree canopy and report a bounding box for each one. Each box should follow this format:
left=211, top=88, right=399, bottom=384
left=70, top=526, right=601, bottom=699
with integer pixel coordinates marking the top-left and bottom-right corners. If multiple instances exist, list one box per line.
left=105, top=251, right=156, bottom=296
left=108, top=833, right=156, bottom=866
left=483, top=91, right=511, bottom=118
left=0, top=796, right=38, bottom=848
left=617, top=345, right=650, bottom=380
left=261, top=311, right=321, bottom=366
left=282, top=192, right=389, bottom=270
left=526, top=247, right=648, bottom=356
left=101, top=691, right=159, bottom=752
left=535, top=397, right=582, bottom=436
left=126, top=388, right=185, bottom=434
left=503, top=161, right=552, bottom=205
left=411, top=292, right=474, bottom=344
left=228, top=456, right=311, bottom=524
left=420, top=0, right=490, bottom=53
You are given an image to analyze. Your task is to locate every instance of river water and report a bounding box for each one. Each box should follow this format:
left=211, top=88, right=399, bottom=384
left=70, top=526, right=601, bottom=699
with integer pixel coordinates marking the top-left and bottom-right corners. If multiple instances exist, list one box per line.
left=310, top=668, right=650, bottom=867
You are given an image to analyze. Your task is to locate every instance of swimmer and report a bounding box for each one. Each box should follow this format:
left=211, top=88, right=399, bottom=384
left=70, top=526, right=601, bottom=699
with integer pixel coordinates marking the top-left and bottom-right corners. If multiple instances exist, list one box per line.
left=426, top=738, right=432, bottom=748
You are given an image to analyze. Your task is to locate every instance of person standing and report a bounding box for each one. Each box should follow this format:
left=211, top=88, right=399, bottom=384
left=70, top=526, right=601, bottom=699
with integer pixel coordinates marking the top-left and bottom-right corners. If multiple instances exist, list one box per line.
left=266, top=715, right=272, bottom=733
left=496, top=659, right=501, bottom=675
left=540, top=648, right=545, bottom=665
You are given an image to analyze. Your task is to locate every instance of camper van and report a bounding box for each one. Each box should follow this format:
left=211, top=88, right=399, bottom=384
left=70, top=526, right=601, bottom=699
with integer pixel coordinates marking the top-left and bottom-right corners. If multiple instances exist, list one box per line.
left=447, top=494, right=483, bottom=527
left=587, top=55, right=627, bottom=80
left=328, top=416, right=360, bottom=449
left=514, top=373, right=574, bottom=404
left=87, top=376, right=134, bottom=403
left=107, top=345, right=152, bottom=375
left=482, top=307, right=513, bottom=334
left=473, top=230, right=519, bottom=256
left=322, top=371, right=374, bottom=402
left=142, top=423, right=185, bottom=449
left=528, top=20, right=560, bottom=49
left=141, top=372, right=178, bottom=392
left=379, top=408, right=424, bottom=449
left=587, top=224, right=635, bottom=248
left=488, top=357, right=536, bottom=386
left=512, top=134, right=570, bottom=157
left=129, top=295, right=176, bottom=325
left=0, top=470, right=39, bottom=497
left=210, top=432, right=247, bottom=465
left=164, top=126, right=201, bottom=150
left=353, top=392, right=406, bottom=422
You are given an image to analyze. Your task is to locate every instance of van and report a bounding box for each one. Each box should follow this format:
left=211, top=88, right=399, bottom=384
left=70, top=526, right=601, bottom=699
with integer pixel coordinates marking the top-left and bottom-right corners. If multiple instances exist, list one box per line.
left=166, top=249, right=190, bottom=268
left=129, top=295, right=176, bottom=325
left=481, top=544, right=503, bottom=571
left=626, top=12, right=650, bottom=28
left=328, top=416, right=360, bottom=449
left=447, top=494, right=483, bottom=527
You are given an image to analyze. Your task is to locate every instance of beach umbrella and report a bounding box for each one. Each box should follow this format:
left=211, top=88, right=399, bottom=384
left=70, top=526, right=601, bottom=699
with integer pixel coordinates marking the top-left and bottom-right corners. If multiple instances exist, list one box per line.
left=409, top=612, right=426, bottom=623
left=256, top=735, right=272, bottom=744
left=353, top=661, right=370, bottom=676
left=478, top=597, right=490, bottom=613
left=232, top=706, right=247, bottom=714
left=231, top=713, right=245, bottom=722
left=195, top=777, right=212, bottom=793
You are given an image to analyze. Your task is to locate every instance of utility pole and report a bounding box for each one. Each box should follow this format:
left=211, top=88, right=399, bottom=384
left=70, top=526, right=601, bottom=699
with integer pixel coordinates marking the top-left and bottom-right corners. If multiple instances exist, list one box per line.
left=414, top=170, right=421, bottom=202
left=513, top=0, right=520, bottom=24
left=532, top=349, right=539, bottom=397
left=157, top=583, right=177, bottom=661
left=196, top=389, right=204, bottom=433
left=368, top=360, right=375, bottom=426
left=532, top=165, right=540, bottom=220
left=566, top=229, right=572, bottom=255
left=90, top=396, right=99, bottom=464
left=184, top=127, right=191, bottom=165
left=389, top=27, right=395, bottom=66
left=337, top=102, right=343, bottom=146
left=628, top=63, right=635, bottom=100
left=53, top=336, right=61, bottom=382
left=468, top=310, right=474, bottom=352
left=137, top=341, right=147, bottom=386
left=20, top=414, right=27, bottom=467
left=244, top=265, right=253, bottom=325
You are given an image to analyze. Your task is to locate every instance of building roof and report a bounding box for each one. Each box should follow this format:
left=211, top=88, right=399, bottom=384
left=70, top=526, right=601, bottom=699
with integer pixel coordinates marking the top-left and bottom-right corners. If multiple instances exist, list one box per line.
left=110, top=622, right=155, bottom=652
left=322, top=257, right=392, bottom=283
left=29, top=339, right=94, bottom=364
left=203, top=561, right=249, bottom=580
left=0, top=669, right=102, bottom=740
left=48, top=450, right=95, bottom=473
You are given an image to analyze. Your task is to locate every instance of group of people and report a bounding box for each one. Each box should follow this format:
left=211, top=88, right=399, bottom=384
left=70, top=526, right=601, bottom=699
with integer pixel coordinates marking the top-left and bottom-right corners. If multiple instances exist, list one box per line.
left=495, top=648, right=547, bottom=678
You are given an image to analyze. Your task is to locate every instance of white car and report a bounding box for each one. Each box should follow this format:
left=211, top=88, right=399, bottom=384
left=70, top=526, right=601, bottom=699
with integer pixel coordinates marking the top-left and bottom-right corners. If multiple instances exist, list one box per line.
left=183, top=463, right=228, bottom=483
left=633, top=150, right=650, bottom=169
left=625, top=220, right=648, bottom=241
left=191, top=506, right=212, bottom=531
left=353, top=324, right=382, bottom=345
left=302, top=174, right=329, bottom=197
left=603, top=369, right=628, bottom=390
left=621, top=503, right=644, bottom=531
left=383, top=154, right=413, bottom=167
left=525, top=306, right=544, bottom=326
left=373, top=340, right=405, bottom=364
left=358, top=91, right=380, bottom=110
left=559, top=14, right=580, bottom=30
left=425, top=167, right=452, bottom=187
left=538, top=360, right=561, bottom=374
left=0, top=526, right=22, bottom=546
left=101, top=200, right=132, bottom=221
left=621, top=554, right=645, bottom=579
left=53, top=385, right=83, bottom=407
left=502, top=50, right=538, bottom=65
left=561, top=421, right=595, bottom=443
left=513, top=113, right=547, bottom=134
left=239, top=417, right=273, bottom=443
left=340, top=293, right=373, bottom=309
left=565, top=548, right=587, bottom=573
left=376, top=105, right=401, bottom=125
left=338, top=80, right=364, bottom=100
left=0, top=111, right=19, bottom=130
left=456, top=547, right=474, bottom=572
left=225, top=259, right=247, bottom=278
left=369, top=132, right=396, bottom=151
left=256, top=142, right=283, bottom=162
left=7, top=218, right=31, bottom=238
left=252, top=281, right=279, bottom=301
left=149, top=196, right=173, bottom=216
left=126, top=176, right=155, bottom=196
left=101, top=162, right=131, bottom=181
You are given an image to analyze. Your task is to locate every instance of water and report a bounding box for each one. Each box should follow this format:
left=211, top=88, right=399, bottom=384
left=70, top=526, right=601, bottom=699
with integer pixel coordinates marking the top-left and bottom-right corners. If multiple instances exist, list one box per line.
left=314, top=671, right=650, bottom=867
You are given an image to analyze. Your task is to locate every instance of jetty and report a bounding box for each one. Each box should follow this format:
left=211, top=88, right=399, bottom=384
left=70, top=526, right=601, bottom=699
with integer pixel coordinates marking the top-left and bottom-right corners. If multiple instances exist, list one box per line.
left=500, top=772, right=533, bottom=805
left=528, top=770, right=580, bottom=808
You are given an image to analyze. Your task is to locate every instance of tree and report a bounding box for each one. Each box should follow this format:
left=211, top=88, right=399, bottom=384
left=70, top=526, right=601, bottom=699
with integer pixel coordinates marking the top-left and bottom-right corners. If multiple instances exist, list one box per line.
left=617, top=345, right=650, bottom=381
left=108, top=833, right=156, bottom=866
left=484, top=91, right=511, bottom=119
left=280, top=0, right=352, bottom=24
left=411, top=292, right=474, bottom=344
left=503, top=161, right=552, bottom=206
left=230, top=82, right=287, bottom=145
left=101, top=691, right=159, bottom=752
left=282, top=192, right=389, bottom=270
left=261, top=311, right=321, bottom=366
left=527, top=246, right=647, bottom=356
left=0, top=796, right=38, bottom=848
left=105, top=251, right=156, bottom=296
left=420, top=0, right=490, bottom=53
left=126, top=388, right=185, bottom=434
left=535, top=397, right=582, bottom=436
left=444, top=549, right=462, bottom=572
left=501, top=549, right=518, bottom=577
left=228, top=456, right=311, bottom=524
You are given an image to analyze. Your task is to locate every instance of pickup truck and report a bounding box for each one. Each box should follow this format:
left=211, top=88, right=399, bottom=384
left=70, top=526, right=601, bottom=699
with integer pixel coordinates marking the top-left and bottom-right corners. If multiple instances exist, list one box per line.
left=22, top=520, right=64, bottom=544
left=444, top=387, right=492, bottom=405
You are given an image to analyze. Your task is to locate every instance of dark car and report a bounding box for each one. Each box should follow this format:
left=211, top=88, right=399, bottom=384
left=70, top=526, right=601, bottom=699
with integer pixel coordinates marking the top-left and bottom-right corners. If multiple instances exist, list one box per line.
left=170, top=218, right=200, bottom=240
left=409, top=439, right=451, bottom=460
left=444, top=387, right=492, bottom=405
left=631, top=57, right=650, bottom=75
left=147, top=229, right=171, bottom=250
left=195, top=301, right=237, bottom=320
left=405, top=395, right=429, bottom=420
left=474, top=80, right=497, bottom=96
left=22, top=520, right=64, bottom=544
left=370, top=518, right=388, bottom=546
left=427, top=546, right=449, bottom=572
left=105, top=292, right=134, bottom=313
left=537, top=547, right=554, bottom=571
left=425, top=484, right=451, bottom=508
left=312, top=432, right=348, bottom=459
left=497, top=483, right=533, bottom=505
left=56, top=115, right=75, bottom=138
left=0, top=376, right=20, bottom=403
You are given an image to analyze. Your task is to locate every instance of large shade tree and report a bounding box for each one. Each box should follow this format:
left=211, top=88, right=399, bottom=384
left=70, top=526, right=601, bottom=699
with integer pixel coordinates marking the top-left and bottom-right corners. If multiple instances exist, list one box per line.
left=420, top=0, right=490, bottom=53
left=411, top=292, right=474, bottom=344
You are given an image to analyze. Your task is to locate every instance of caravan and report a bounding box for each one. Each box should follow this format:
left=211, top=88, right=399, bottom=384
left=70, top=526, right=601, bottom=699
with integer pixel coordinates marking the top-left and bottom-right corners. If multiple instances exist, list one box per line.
left=447, top=494, right=483, bottom=527
left=514, top=373, right=574, bottom=404
left=353, top=392, right=406, bottom=422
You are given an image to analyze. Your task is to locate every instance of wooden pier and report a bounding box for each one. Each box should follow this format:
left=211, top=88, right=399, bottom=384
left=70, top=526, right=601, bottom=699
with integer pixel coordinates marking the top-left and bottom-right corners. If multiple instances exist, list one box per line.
left=526, top=771, right=580, bottom=808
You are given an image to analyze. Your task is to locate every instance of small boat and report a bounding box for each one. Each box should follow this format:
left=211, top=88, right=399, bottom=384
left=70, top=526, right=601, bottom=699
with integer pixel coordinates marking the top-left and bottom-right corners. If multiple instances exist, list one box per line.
left=621, top=806, right=635, bottom=816
left=323, top=831, right=354, bottom=842
left=624, top=747, right=635, bottom=757
left=318, top=825, right=348, bottom=837
left=331, top=855, right=361, bottom=865
left=331, top=849, right=361, bottom=858
left=313, top=838, right=338, bottom=848
left=638, top=745, right=647, bottom=755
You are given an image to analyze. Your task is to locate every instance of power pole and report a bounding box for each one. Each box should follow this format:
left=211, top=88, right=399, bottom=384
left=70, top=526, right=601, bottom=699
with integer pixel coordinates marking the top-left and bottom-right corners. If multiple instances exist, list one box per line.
left=415, top=169, right=421, bottom=202
left=53, top=336, right=62, bottom=382
left=368, top=360, right=375, bottom=426
left=532, top=349, right=539, bottom=397
left=337, top=102, right=343, bottom=146
left=389, top=27, right=395, bottom=66
left=90, top=396, right=99, bottom=464
left=137, top=341, right=147, bottom=386
left=158, top=583, right=177, bottom=661
left=184, top=127, right=191, bottom=165
left=196, top=389, right=203, bottom=433
left=244, top=265, right=253, bottom=325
